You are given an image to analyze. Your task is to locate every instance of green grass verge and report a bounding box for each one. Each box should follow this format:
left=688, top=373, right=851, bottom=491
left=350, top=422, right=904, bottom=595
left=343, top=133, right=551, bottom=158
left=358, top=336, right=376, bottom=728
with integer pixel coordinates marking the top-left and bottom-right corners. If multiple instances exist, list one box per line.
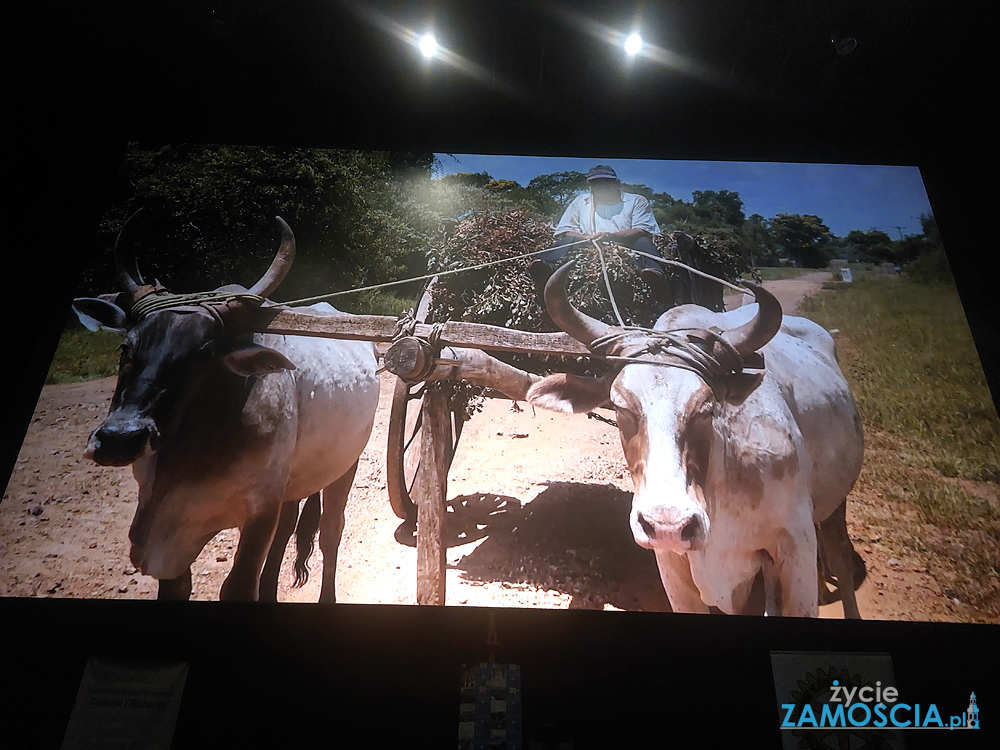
left=800, top=277, right=999, bottom=483
left=44, top=327, right=121, bottom=384
left=751, top=267, right=836, bottom=281
left=800, top=276, right=1000, bottom=613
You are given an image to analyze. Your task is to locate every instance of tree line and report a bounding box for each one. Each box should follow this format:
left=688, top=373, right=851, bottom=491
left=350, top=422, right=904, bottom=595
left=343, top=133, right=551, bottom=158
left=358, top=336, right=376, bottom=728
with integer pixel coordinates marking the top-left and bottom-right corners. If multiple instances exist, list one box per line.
left=439, top=170, right=947, bottom=276
left=82, top=144, right=949, bottom=305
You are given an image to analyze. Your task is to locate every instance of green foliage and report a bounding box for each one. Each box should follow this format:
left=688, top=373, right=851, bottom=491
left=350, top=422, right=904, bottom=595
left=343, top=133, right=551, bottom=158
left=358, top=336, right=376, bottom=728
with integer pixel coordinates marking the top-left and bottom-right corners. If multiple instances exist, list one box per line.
left=87, top=144, right=440, bottom=304
left=654, top=201, right=699, bottom=231
left=691, top=189, right=746, bottom=226
left=426, top=209, right=558, bottom=333
left=846, top=228, right=895, bottom=263
left=413, top=176, right=549, bottom=224
left=740, top=214, right=780, bottom=266
left=901, top=214, right=952, bottom=284
left=486, top=179, right=521, bottom=193
left=905, top=246, right=953, bottom=285
left=334, top=288, right=420, bottom=317
left=769, top=213, right=833, bottom=268
left=526, top=171, right=588, bottom=218
left=437, top=172, right=494, bottom=189
left=426, top=210, right=669, bottom=378
left=620, top=182, right=654, bottom=200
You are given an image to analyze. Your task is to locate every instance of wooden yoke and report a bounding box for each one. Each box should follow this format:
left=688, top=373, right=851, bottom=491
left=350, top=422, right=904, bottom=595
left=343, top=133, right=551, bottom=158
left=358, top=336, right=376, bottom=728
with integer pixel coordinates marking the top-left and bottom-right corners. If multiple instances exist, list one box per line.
left=384, top=337, right=542, bottom=401
left=260, top=308, right=591, bottom=357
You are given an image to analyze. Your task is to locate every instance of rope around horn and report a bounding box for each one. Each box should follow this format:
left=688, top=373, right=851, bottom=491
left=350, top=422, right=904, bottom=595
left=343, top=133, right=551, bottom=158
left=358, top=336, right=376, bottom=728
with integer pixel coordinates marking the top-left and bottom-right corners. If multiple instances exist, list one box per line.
left=589, top=326, right=749, bottom=381
left=129, top=291, right=267, bottom=320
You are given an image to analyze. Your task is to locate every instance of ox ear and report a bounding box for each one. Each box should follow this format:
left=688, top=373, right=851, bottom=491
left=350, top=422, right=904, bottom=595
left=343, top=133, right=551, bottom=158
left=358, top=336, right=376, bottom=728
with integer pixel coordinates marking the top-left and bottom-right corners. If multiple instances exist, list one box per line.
left=221, top=343, right=296, bottom=377
left=72, top=296, right=129, bottom=334
left=527, top=373, right=613, bottom=414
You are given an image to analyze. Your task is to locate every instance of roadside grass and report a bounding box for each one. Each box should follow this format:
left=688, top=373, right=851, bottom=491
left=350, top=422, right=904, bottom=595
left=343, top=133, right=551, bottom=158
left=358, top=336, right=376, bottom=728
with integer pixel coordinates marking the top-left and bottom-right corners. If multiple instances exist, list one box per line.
left=799, top=277, right=1000, bottom=617
left=42, top=288, right=419, bottom=384
left=751, top=267, right=835, bottom=281
left=44, top=327, right=121, bottom=384
left=330, top=288, right=418, bottom=317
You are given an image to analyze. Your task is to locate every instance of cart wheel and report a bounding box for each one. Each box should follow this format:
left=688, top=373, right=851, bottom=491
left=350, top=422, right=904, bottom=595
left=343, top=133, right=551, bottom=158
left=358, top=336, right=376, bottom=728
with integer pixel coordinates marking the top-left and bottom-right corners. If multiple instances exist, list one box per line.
left=386, top=377, right=465, bottom=521
left=385, top=277, right=465, bottom=521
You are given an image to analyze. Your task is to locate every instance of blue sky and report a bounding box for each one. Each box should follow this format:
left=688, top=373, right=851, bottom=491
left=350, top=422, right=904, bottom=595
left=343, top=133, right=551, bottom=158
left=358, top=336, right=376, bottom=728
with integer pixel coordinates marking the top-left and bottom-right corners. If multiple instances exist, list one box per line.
left=433, top=153, right=934, bottom=239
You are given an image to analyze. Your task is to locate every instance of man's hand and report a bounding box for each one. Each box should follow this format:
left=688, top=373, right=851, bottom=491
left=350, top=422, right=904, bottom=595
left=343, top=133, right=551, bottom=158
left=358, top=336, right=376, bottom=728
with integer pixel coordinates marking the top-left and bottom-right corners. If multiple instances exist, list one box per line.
left=590, top=228, right=647, bottom=243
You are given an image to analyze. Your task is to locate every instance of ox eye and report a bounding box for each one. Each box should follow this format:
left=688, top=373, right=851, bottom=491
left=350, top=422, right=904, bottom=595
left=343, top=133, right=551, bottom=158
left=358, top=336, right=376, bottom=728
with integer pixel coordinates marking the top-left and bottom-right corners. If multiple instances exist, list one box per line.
left=196, top=340, right=218, bottom=358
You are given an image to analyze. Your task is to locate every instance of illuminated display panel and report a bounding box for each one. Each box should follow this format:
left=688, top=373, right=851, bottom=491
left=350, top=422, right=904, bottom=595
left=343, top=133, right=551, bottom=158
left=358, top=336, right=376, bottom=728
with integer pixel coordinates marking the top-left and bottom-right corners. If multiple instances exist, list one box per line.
left=1, top=145, right=996, bottom=625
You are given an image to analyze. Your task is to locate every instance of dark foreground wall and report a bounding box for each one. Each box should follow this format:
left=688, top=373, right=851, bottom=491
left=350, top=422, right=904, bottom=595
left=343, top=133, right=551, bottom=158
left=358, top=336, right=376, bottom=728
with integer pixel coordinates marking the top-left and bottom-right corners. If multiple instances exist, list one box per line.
left=2, top=597, right=996, bottom=748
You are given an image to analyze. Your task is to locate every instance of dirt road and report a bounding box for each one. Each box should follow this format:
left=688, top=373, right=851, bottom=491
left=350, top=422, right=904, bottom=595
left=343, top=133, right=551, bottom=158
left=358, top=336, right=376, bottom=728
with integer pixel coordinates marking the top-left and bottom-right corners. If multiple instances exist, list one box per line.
left=0, top=271, right=957, bottom=620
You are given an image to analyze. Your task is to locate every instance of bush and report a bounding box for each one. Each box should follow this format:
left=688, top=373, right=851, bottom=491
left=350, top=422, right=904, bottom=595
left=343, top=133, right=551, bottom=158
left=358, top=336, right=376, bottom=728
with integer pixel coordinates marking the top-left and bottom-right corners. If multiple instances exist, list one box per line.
left=904, top=247, right=953, bottom=285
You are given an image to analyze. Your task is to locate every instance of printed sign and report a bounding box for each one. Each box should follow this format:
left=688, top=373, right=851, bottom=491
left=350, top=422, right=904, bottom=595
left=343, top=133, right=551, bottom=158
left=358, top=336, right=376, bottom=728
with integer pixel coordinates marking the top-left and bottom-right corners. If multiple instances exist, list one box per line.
left=61, top=657, right=188, bottom=750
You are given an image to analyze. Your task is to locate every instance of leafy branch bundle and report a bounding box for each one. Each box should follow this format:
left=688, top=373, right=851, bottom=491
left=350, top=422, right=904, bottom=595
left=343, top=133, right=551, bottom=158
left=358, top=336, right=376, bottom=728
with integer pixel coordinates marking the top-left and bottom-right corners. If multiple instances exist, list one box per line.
left=421, top=210, right=751, bottom=415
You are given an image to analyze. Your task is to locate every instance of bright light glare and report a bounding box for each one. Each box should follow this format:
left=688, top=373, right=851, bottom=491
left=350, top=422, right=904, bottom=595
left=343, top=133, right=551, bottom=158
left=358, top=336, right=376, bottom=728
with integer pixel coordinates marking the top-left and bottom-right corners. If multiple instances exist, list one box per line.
left=419, top=34, right=438, bottom=58
left=624, top=33, right=643, bottom=56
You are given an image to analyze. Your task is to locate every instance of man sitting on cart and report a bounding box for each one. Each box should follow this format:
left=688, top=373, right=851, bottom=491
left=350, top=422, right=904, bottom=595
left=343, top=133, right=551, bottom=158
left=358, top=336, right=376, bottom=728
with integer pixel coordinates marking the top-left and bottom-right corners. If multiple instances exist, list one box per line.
left=530, top=164, right=671, bottom=299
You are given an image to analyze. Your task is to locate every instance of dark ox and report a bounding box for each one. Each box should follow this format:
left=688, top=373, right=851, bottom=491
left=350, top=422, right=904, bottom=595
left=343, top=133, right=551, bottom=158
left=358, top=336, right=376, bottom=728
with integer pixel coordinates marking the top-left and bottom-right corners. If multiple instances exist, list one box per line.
left=527, top=263, right=865, bottom=617
left=72, top=217, right=379, bottom=602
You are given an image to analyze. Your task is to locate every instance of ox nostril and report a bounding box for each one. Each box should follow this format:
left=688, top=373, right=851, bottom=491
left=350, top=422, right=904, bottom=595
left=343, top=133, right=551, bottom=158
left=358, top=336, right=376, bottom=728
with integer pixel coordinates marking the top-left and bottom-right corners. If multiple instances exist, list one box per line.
left=638, top=513, right=656, bottom=539
left=94, top=424, right=152, bottom=462
left=681, top=517, right=701, bottom=543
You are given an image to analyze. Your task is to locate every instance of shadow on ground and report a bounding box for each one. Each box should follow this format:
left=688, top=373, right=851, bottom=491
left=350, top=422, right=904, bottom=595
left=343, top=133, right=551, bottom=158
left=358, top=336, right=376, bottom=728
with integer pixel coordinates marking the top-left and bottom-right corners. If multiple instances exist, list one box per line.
left=436, top=481, right=671, bottom=612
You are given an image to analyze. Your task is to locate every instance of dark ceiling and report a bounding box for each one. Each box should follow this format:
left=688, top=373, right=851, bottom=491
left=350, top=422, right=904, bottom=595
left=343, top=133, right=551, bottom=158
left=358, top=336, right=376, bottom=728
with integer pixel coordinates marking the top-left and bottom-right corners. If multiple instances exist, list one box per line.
left=16, top=1, right=978, bottom=163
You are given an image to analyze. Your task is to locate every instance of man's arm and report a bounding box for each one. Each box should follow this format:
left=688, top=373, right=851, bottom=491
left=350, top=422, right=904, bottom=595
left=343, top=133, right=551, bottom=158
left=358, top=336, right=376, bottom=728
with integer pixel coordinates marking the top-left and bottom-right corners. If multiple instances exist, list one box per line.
left=554, top=194, right=590, bottom=239
left=598, top=227, right=650, bottom=242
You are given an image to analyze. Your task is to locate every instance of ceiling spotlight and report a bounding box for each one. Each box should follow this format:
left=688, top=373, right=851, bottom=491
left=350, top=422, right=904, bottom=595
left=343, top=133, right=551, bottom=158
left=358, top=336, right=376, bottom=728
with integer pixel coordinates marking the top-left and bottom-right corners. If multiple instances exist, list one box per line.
left=419, top=33, right=438, bottom=58
left=624, top=33, right=643, bottom=56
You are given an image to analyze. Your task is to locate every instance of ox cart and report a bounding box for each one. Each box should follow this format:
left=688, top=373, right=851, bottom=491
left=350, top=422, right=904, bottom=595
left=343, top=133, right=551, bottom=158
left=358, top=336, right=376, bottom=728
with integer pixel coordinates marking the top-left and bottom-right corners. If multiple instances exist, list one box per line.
left=256, top=251, right=866, bottom=618
left=257, top=283, right=597, bottom=605
left=82, top=212, right=860, bottom=614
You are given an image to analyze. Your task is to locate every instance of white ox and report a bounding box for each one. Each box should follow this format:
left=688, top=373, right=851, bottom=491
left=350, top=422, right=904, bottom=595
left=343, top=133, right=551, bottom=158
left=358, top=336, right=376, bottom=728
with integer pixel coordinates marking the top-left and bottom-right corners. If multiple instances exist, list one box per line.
left=72, top=217, right=379, bottom=602
left=527, top=263, right=865, bottom=617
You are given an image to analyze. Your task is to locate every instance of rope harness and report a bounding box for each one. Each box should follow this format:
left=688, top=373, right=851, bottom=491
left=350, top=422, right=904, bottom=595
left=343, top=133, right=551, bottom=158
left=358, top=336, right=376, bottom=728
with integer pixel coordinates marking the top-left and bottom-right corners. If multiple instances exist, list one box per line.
left=590, top=326, right=755, bottom=383
left=118, top=240, right=762, bottom=390
left=128, top=289, right=267, bottom=321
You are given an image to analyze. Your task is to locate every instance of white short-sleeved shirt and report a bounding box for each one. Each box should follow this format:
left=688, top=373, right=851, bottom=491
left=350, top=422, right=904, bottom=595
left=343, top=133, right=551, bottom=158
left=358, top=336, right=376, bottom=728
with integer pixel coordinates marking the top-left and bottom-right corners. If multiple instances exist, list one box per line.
left=555, top=191, right=660, bottom=237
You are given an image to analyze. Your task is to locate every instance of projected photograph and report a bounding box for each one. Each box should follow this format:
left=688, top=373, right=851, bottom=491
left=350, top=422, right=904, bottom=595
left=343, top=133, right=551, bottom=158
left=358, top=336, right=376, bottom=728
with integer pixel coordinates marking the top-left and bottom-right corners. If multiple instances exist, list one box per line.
left=1, top=144, right=996, bottom=622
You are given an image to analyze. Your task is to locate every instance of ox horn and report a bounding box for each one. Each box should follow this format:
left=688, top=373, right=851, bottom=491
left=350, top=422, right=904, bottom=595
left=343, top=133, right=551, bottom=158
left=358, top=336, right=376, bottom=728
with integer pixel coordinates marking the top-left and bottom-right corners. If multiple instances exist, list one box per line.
left=543, top=261, right=611, bottom=347
left=247, top=216, right=295, bottom=298
left=113, top=210, right=145, bottom=297
left=720, top=281, right=783, bottom=356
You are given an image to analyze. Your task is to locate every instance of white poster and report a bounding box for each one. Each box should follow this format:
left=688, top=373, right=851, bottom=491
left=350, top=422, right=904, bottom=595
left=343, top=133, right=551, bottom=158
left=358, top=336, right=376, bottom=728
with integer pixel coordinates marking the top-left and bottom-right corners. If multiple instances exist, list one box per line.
left=61, top=657, right=188, bottom=750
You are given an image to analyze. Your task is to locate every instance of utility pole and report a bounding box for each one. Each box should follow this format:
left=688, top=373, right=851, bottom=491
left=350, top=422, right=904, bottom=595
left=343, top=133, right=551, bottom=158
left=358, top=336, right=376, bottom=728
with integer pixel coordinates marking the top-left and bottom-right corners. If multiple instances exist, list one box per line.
left=893, top=225, right=906, bottom=240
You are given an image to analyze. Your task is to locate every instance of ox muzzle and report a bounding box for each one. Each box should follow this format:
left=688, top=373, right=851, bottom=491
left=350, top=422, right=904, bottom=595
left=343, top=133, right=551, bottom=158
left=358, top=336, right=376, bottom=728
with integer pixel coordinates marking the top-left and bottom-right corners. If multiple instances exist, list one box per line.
left=85, top=411, right=159, bottom=466
left=630, top=500, right=710, bottom=553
